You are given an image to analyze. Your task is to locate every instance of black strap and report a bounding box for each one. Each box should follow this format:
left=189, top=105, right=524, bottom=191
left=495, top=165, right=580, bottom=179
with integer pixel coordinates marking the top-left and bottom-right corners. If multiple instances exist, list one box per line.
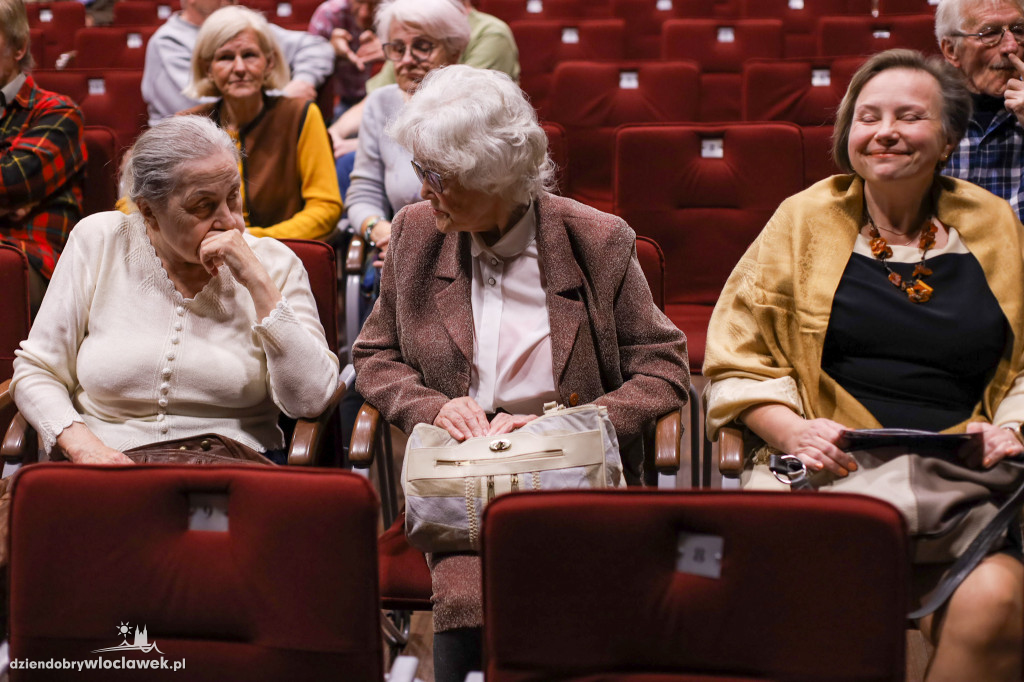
left=768, top=454, right=814, bottom=490
left=908, top=470, right=1024, bottom=619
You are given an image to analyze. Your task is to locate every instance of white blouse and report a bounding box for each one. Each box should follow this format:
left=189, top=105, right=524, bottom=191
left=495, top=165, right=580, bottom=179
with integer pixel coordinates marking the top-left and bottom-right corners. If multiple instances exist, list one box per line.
left=11, top=211, right=340, bottom=455
left=468, top=203, right=559, bottom=415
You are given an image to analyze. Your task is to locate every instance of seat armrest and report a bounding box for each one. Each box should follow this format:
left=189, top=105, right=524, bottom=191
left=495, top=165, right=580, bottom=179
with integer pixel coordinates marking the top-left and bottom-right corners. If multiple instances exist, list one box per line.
left=346, top=234, right=365, bottom=274
left=653, top=408, right=681, bottom=474
left=348, top=402, right=382, bottom=468
left=287, top=364, right=355, bottom=467
left=719, top=425, right=745, bottom=477
left=0, top=379, right=15, bottom=440
left=1, top=413, right=37, bottom=464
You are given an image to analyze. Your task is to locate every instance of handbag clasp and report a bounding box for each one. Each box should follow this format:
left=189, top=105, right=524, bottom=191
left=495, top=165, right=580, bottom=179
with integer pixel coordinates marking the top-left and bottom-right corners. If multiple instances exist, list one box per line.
left=489, top=438, right=512, bottom=452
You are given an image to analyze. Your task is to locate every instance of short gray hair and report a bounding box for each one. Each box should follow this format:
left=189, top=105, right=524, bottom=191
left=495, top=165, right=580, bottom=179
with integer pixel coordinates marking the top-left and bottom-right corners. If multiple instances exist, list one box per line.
left=375, top=0, right=470, bottom=56
left=123, top=115, right=239, bottom=209
left=935, top=0, right=1024, bottom=43
left=185, top=5, right=289, bottom=99
left=832, top=49, right=972, bottom=174
left=388, top=65, right=554, bottom=206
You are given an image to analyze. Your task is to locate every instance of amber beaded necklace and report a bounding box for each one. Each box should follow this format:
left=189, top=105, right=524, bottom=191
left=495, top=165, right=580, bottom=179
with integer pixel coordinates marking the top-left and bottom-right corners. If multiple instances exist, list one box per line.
left=864, top=203, right=937, bottom=304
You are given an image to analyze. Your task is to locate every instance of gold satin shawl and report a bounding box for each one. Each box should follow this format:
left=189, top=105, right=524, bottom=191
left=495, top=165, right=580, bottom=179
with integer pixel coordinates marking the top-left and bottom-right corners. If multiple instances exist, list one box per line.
left=703, top=174, right=1024, bottom=440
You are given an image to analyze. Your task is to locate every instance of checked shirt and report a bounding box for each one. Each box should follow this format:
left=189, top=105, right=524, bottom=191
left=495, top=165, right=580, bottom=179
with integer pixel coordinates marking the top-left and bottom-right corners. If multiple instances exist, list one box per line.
left=0, top=75, right=86, bottom=279
left=944, top=108, right=1024, bottom=222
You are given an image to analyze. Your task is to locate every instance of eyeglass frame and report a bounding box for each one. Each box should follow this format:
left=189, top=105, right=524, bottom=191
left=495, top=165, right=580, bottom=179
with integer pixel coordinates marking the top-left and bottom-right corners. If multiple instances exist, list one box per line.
left=411, top=160, right=445, bottom=194
left=949, top=23, right=1024, bottom=47
left=381, top=37, right=439, bottom=62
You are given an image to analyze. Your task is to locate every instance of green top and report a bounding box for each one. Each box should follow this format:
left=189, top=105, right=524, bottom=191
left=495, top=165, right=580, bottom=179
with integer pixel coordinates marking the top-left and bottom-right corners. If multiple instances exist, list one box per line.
left=367, top=9, right=520, bottom=92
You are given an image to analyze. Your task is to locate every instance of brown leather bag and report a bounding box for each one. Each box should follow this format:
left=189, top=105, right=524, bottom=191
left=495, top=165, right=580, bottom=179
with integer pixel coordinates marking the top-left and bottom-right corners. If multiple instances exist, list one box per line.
left=124, top=434, right=275, bottom=466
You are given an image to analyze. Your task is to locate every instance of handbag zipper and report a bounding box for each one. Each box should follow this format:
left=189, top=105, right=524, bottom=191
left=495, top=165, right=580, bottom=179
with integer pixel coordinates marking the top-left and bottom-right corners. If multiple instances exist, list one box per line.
left=434, top=450, right=563, bottom=467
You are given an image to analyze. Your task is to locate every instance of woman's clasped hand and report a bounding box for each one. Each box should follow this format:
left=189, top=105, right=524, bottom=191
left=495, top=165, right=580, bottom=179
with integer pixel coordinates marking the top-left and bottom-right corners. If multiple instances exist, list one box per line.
left=433, top=397, right=537, bottom=441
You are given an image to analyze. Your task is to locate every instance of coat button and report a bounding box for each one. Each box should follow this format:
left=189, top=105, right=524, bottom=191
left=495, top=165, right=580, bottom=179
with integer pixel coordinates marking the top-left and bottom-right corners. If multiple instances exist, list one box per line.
left=569, top=393, right=579, bottom=406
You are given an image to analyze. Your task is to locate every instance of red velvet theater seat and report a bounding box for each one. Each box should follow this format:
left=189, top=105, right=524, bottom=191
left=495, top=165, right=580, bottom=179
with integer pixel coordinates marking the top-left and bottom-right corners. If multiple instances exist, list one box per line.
left=511, top=19, right=626, bottom=120
left=482, top=490, right=909, bottom=681
left=477, top=0, right=596, bottom=23
left=549, top=61, right=700, bottom=213
left=0, top=246, right=30, bottom=383
left=662, top=19, right=784, bottom=122
left=32, top=68, right=149, bottom=156
left=614, top=122, right=805, bottom=372
left=609, top=0, right=723, bottom=60
left=816, top=14, right=940, bottom=58
left=742, top=56, right=866, bottom=186
left=8, top=464, right=383, bottom=681
left=72, top=26, right=159, bottom=69
left=740, top=0, right=874, bottom=58
left=26, top=2, right=86, bottom=67
left=82, top=125, right=120, bottom=217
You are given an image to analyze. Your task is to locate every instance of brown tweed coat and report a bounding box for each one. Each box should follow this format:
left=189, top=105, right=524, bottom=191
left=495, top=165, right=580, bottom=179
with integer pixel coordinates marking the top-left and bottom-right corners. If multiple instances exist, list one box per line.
left=353, top=191, right=690, bottom=469
left=353, top=192, right=689, bottom=632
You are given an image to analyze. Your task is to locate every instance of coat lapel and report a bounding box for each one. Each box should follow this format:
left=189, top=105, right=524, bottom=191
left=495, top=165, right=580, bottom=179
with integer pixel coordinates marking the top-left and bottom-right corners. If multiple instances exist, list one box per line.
left=535, top=196, right=587, bottom=385
left=433, top=231, right=475, bottom=368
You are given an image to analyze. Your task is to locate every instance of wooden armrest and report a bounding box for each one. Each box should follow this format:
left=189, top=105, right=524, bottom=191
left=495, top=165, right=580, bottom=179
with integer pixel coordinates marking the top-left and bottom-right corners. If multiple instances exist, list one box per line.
left=1, top=413, right=38, bottom=464
left=0, top=379, right=15, bottom=436
left=653, top=408, right=681, bottom=473
left=348, top=402, right=382, bottom=468
left=287, top=364, right=355, bottom=467
left=346, top=234, right=365, bottom=274
left=719, top=425, right=745, bottom=477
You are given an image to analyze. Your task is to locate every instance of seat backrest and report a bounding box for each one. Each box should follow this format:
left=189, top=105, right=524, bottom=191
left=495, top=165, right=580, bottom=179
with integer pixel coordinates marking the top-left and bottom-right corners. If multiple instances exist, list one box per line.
left=73, top=26, right=158, bottom=69
left=112, top=1, right=171, bottom=25
left=876, top=0, right=937, bottom=13
left=478, top=0, right=597, bottom=23
left=511, top=19, right=626, bottom=119
left=0, top=245, right=31, bottom=382
left=817, top=14, right=939, bottom=57
left=610, top=0, right=723, bottom=59
left=482, top=490, right=909, bottom=681
left=32, top=68, right=148, bottom=155
left=26, top=2, right=86, bottom=65
left=280, top=238, right=339, bottom=353
left=740, top=0, right=874, bottom=57
left=82, top=125, right=120, bottom=217
left=28, top=28, right=45, bottom=70
left=663, top=18, right=784, bottom=121
left=742, top=56, right=865, bottom=184
left=614, top=122, right=804, bottom=368
left=614, top=122, right=804, bottom=307
left=548, top=60, right=700, bottom=212
left=9, top=464, right=383, bottom=681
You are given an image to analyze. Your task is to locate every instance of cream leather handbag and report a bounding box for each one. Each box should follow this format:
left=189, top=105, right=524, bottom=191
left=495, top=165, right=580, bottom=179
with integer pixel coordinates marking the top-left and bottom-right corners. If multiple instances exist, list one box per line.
left=402, top=403, right=623, bottom=553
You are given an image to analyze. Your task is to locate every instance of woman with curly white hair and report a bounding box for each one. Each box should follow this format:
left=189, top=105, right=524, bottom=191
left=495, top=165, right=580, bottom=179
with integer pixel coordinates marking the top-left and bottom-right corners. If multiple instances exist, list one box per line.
left=352, top=65, right=690, bottom=681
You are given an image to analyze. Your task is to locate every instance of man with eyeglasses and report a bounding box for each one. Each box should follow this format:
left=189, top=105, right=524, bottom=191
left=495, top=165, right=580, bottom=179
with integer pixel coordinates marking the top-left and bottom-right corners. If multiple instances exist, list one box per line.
left=938, top=0, right=1024, bottom=219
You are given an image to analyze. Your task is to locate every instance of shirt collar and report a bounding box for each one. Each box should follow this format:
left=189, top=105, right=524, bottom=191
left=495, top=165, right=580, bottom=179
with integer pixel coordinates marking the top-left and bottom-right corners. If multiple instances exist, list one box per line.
left=0, top=72, right=26, bottom=117
left=469, top=200, right=536, bottom=261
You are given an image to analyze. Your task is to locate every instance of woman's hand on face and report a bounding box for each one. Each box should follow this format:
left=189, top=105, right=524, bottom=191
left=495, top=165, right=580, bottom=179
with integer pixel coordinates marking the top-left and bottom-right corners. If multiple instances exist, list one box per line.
left=198, top=228, right=283, bottom=318
left=782, top=418, right=857, bottom=477
left=965, top=422, right=1024, bottom=468
left=434, top=397, right=490, bottom=441
left=486, top=412, right=538, bottom=436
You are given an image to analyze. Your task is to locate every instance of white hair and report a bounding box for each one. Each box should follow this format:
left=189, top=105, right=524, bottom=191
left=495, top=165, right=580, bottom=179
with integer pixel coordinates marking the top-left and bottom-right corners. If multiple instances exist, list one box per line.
left=935, top=0, right=1024, bottom=43
left=123, top=116, right=239, bottom=208
left=387, top=65, right=554, bottom=205
left=374, top=0, right=470, bottom=56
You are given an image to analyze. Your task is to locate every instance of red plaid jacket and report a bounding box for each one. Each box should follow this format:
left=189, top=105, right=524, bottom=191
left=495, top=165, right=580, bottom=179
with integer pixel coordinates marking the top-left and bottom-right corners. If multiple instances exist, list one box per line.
left=0, top=74, right=86, bottom=279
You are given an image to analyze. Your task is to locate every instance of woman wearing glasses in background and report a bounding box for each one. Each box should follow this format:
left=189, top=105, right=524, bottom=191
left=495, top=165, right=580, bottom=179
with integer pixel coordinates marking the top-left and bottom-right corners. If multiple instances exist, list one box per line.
left=345, top=0, right=469, bottom=265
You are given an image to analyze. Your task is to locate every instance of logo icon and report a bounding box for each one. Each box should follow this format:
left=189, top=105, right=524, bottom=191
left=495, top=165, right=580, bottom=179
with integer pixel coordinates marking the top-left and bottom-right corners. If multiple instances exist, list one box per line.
left=92, top=623, right=165, bottom=655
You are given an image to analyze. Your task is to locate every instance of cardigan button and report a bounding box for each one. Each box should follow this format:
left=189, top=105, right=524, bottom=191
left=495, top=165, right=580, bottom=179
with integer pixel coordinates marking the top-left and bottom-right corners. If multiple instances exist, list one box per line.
left=569, top=393, right=579, bottom=406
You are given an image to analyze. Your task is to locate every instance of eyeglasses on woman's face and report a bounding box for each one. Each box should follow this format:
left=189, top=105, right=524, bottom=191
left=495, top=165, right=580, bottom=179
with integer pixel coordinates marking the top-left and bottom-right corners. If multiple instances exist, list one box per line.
left=382, top=37, right=437, bottom=62
left=952, top=23, right=1024, bottom=47
left=411, top=159, right=445, bottom=194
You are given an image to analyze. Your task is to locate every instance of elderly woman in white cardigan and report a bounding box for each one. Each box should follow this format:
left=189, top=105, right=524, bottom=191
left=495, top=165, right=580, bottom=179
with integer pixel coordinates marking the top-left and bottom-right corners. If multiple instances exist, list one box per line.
left=11, top=116, right=339, bottom=464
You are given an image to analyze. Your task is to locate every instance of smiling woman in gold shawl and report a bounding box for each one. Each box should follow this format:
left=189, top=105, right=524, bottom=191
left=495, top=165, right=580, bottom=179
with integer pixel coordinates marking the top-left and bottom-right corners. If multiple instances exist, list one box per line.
left=705, top=49, right=1024, bottom=681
